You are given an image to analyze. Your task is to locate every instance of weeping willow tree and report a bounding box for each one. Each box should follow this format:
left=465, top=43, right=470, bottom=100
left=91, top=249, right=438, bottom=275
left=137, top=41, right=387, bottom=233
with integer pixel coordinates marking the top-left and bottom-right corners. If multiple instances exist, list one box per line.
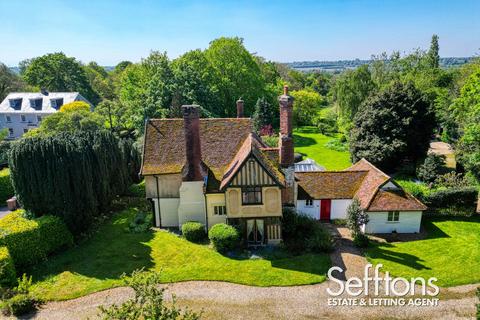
left=8, top=131, right=139, bottom=234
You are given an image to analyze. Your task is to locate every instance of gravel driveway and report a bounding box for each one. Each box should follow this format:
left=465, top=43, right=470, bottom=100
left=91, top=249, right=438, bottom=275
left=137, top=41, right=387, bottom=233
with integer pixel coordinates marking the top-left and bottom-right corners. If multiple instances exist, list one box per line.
left=17, top=224, right=479, bottom=320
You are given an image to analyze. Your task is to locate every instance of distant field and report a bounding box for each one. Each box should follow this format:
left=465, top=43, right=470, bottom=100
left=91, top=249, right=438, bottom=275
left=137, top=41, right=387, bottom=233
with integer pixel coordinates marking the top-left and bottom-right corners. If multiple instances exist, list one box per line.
left=294, top=126, right=351, bottom=170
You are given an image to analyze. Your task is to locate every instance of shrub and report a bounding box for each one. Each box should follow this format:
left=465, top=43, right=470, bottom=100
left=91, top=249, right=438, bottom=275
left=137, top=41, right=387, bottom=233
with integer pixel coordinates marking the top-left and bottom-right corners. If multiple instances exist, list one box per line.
left=282, top=207, right=333, bottom=253
left=127, top=210, right=152, bottom=233
left=98, top=270, right=201, bottom=320
left=208, top=224, right=239, bottom=253
left=417, top=154, right=446, bottom=184
left=325, top=138, right=348, bottom=152
left=353, top=233, right=370, bottom=248
left=127, top=180, right=146, bottom=197
left=423, top=187, right=478, bottom=216
left=0, top=169, right=14, bottom=204
left=0, top=211, right=73, bottom=267
left=0, top=247, right=16, bottom=287
left=396, top=179, right=431, bottom=200
left=315, top=109, right=338, bottom=135
left=306, top=227, right=334, bottom=253
left=182, top=222, right=206, bottom=243
left=261, top=135, right=278, bottom=148
left=36, top=215, right=73, bottom=253
left=346, top=198, right=369, bottom=240
left=2, top=294, right=37, bottom=317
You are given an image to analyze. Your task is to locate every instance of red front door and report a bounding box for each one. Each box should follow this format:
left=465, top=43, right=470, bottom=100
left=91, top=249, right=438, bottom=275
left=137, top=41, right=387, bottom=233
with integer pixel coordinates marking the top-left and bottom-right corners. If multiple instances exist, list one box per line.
left=320, top=199, right=331, bottom=221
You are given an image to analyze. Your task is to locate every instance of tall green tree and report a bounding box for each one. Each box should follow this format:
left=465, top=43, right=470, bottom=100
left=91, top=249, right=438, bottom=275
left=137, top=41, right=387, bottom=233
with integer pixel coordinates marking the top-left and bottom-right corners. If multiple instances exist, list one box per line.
left=20, top=53, right=99, bottom=104
left=252, top=97, right=278, bottom=132
left=453, top=67, right=480, bottom=181
left=350, top=82, right=435, bottom=171
left=290, top=89, right=324, bottom=126
left=427, top=34, right=440, bottom=69
left=204, top=37, right=266, bottom=116
left=171, top=49, right=218, bottom=117
left=0, top=63, right=26, bottom=101
left=84, top=62, right=115, bottom=101
left=333, top=65, right=376, bottom=124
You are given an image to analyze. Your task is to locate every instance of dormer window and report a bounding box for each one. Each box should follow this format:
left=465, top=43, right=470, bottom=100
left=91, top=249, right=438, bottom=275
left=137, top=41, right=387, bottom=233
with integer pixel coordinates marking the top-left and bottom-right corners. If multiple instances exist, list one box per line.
left=51, top=98, right=64, bottom=110
left=30, top=98, right=43, bottom=110
left=9, top=99, right=22, bottom=110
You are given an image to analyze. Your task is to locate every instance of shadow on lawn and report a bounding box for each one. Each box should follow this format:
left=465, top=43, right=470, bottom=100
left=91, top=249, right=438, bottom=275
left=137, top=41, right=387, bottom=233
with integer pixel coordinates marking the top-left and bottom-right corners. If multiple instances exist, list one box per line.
left=27, top=210, right=155, bottom=282
left=293, top=134, right=317, bottom=148
left=367, top=243, right=431, bottom=271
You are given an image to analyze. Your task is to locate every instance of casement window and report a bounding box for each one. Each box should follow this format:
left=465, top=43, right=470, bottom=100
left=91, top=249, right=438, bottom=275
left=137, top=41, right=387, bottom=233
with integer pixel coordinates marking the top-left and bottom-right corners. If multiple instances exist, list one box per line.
left=305, top=199, right=313, bottom=207
left=9, top=99, right=22, bottom=110
left=213, top=205, right=226, bottom=215
left=23, top=128, right=28, bottom=134
left=51, top=98, right=64, bottom=109
left=30, top=98, right=42, bottom=110
left=242, top=186, right=262, bottom=205
left=21, top=115, right=26, bottom=122
left=37, top=116, right=42, bottom=122
left=8, top=128, right=13, bottom=137
left=5, top=116, right=11, bottom=123
left=387, top=211, right=400, bottom=222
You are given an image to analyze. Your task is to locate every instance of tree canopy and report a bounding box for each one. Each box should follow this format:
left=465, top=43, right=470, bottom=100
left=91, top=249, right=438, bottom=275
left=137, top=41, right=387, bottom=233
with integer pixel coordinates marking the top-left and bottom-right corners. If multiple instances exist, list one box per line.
left=21, top=53, right=98, bottom=104
left=350, top=82, right=435, bottom=171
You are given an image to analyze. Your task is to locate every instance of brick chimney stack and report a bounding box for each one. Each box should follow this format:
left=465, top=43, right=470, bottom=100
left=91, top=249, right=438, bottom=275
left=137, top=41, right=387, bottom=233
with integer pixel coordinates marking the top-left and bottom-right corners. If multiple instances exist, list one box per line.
left=236, top=98, right=244, bottom=118
left=182, top=105, right=204, bottom=181
left=279, top=85, right=294, bottom=167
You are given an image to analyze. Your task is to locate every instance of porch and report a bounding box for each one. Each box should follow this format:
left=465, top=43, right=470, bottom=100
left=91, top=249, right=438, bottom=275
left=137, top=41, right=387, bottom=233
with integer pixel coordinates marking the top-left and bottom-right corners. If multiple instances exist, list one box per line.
left=228, top=217, right=282, bottom=247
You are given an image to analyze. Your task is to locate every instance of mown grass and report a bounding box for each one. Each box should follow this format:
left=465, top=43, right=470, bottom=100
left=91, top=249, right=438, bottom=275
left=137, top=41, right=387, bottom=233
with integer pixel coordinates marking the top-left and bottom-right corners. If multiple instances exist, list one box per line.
left=365, top=216, right=480, bottom=287
left=294, top=126, right=351, bottom=170
left=29, top=207, right=330, bottom=301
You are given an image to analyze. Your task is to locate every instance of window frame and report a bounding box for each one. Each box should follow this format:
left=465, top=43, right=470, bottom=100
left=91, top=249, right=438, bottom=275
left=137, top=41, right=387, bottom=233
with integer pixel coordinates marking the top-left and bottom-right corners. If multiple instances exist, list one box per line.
left=305, top=199, right=314, bottom=207
left=387, top=211, right=400, bottom=222
left=241, top=186, right=263, bottom=205
left=5, top=115, right=11, bottom=123
left=37, top=115, right=42, bottom=122
left=8, top=128, right=13, bottom=137
left=23, top=128, right=28, bottom=134
left=30, top=98, right=43, bottom=110
left=20, top=115, right=26, bottom=122
left=213, top=205, right=226, bottom=216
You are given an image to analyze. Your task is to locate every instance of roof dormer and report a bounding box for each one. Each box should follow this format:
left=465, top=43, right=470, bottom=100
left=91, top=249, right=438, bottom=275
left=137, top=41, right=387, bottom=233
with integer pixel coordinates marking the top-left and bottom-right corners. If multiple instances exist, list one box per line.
left=30, top=98, right=43, bottom=110
left=9, top=98, right=22, bottom=110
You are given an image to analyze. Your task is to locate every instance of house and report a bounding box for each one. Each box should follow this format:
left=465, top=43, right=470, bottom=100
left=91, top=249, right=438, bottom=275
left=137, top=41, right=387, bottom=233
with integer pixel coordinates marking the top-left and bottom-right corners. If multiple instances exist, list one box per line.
left=0, top=91, right=91, bottom=139
left=141, top=86, right=427, bottom=244
left=141, top=89, right=295, bottom=246
left=296, top=159, right=427, bottom=233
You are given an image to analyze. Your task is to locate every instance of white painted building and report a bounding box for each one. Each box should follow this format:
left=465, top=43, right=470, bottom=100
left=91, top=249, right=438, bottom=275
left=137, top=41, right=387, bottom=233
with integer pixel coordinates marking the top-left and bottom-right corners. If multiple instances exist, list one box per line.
left=296, top=159, right=426, bottom=234
left=0, top=92, right=91, bottom=139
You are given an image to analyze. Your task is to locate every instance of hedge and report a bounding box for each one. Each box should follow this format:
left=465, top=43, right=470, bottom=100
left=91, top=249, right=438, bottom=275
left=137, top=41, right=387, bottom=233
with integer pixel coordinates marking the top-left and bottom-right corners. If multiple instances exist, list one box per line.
left=9, top=131, right=140, bottom=234
left=422, top=187, right=478, bottom=216
left=0, top=246, right=16, bottom=286
left=0, top=169, right=14, bottom=205
left=208, top=224, right=239, bottom=252
left=182, top=222, right=206, bottom=243
left=0, top=211, right=73, bottom=268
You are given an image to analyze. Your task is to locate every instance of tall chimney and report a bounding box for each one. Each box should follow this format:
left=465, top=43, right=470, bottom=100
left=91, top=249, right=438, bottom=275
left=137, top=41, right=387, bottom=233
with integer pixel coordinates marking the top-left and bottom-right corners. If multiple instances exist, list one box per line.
left=182, top=105, right=204, bottom=181
left=279, top=85, right=294, bottom=167
left=236, top=98, right=244, bottom=118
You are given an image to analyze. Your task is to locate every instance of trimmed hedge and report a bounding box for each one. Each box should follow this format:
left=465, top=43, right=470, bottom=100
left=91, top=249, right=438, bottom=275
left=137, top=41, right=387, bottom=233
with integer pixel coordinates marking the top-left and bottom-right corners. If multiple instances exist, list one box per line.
left=182, top=222, right=206, bottom=243
left=0, top=246, right=16, bottom=286
left=0, top=211, right=73, bottom=268
left=422, top=187, right=478, bottom=216
left=0, top=168, right=14, bottom=204
left=208, top=224, right=239, bottom=253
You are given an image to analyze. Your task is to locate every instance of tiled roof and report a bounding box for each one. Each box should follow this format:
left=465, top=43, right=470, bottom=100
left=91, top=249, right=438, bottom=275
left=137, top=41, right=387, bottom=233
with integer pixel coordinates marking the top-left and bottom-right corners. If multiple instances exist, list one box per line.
left=367, top=189, right=427, bottom=212
left=260, top=147, right=279, bottom=165
left=297, top=158, right=426, bottom=212
left=141, top=118, right=284, bottom=191
left=0, top=92, right=90, bottom=113
left=141, top=118, right=253, bottom=180
left=220, top=134, right=285, bottom=190
left=295, top=171, right=368, bottom=199
left=346, top=158, right=390, bottom=209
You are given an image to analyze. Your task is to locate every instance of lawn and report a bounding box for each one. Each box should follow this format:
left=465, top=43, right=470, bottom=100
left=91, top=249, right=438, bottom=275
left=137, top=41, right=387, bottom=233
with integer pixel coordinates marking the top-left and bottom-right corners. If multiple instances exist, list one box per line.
left=29, top=206, right=330, bottom=301
left=294, top=126, right=351, bottom=170
left=365, top=216, right=480, bottom=287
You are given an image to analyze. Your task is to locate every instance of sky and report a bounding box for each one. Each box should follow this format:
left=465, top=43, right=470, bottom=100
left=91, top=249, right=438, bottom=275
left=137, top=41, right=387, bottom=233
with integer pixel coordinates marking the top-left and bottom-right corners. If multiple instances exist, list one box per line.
left=0, top=0, right=479, bottom=66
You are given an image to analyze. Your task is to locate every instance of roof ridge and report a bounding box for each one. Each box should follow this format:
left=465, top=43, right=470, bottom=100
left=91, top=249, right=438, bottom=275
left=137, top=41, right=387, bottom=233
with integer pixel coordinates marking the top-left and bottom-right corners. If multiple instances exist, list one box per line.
left=358, top=158, right=391, bottom=179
